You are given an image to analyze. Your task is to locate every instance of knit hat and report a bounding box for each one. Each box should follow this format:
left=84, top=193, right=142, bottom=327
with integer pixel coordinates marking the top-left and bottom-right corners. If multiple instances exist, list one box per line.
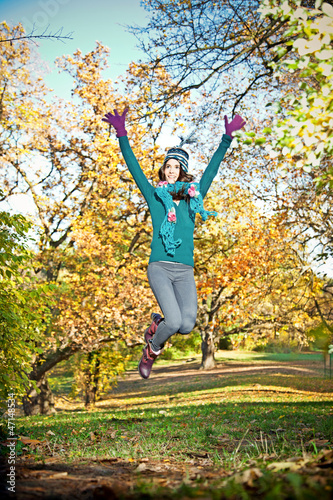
left=155, top=181, right=217, bottom=256
left=163, top=147, right=189, bottom=173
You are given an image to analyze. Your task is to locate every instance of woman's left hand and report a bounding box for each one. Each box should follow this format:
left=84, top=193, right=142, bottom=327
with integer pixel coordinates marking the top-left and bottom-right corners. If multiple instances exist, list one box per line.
left=102, top=107, right=128, bottom=137
left=224, top=115, right=246, bottom=138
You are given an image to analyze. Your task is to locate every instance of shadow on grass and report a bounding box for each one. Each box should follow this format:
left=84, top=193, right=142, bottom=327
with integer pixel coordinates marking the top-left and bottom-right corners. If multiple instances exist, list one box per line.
left=107, top=359, right=331, bottom=405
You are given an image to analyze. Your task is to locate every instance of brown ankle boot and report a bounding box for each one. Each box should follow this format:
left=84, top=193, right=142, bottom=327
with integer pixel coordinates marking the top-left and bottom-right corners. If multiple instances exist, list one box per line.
left=138, top=341, right=160, bottom=379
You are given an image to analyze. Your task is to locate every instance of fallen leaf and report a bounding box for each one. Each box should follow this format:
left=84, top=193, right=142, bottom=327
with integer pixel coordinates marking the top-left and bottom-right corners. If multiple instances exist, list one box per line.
left=105, top=429, right=117, bottom=438
left=267, top=461, right=302, bottom=472
left=135, top=463, right=147, bottom=473
left=217, top=437, right=230, bottom=443
left=319, top=449, right=333, bottom=462
left=234, top=468, right=263, bottom=487
left=49, top=472, right=68, bottom=479
left=19, top=436, right=42, bottom=446
left=307, top=439, right=330, bottom=448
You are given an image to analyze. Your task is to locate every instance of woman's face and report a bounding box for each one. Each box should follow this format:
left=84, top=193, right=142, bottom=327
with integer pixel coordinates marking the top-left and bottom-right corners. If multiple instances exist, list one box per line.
left=164, top=159, right=180, bottom=184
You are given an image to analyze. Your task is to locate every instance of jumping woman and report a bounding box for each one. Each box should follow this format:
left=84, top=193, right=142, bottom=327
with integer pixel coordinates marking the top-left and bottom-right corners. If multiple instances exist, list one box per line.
left=102, top=108, right=246, bottom=379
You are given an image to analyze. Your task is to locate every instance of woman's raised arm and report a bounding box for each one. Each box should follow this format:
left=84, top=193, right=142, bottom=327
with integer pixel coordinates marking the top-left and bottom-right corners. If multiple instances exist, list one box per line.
left=199, top=114, right=246, bottom=198
left=102, top=107, right=153, bottom=199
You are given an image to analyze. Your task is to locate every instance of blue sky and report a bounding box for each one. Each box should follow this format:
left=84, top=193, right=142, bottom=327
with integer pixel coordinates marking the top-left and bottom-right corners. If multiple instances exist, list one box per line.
left=1, top=0, right=149, bottom=98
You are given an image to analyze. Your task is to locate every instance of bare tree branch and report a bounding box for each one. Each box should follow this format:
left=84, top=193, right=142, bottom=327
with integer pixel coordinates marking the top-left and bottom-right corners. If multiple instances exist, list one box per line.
left=0, top=24, right=74, bottom=45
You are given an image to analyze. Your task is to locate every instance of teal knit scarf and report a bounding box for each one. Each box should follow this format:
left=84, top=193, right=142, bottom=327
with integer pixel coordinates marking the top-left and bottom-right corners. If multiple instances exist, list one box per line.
left=155, top=181, right=217, bottom=256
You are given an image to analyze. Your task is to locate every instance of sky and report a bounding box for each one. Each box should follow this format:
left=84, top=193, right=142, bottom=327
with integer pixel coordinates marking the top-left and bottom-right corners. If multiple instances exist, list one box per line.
left=1, top=0, right=149, bottom=99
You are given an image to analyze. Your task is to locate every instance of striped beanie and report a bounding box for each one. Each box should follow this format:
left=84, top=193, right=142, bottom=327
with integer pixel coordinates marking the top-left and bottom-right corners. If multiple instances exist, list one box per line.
left=163, top=147, right=189, bottom=173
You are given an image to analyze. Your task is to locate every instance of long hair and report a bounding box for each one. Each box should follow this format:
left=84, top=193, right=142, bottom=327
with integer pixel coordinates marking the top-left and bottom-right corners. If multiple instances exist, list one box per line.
left=158, top=165, right=195, bottom=201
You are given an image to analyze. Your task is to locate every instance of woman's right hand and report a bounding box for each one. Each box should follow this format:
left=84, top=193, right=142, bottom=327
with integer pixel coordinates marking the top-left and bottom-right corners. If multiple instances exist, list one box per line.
left=102, top=107, right=128, bottom=137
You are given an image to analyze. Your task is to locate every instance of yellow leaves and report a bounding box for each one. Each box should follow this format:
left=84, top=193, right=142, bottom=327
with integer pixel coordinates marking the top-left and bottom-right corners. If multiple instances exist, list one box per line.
left=294, top=35, right=321, bottom=56
left=261, top=1, right=333, bottom=179
left=316, top=48, right=333, bottom=60
left=322, top=2, right=333, bottom=18
left=267, top=461, right=301, bottom=472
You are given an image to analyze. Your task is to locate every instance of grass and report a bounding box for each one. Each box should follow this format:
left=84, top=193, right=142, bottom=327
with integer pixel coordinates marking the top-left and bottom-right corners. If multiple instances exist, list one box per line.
left=17, top=354, right=333, bottom=462
left=16, top=388, right=333, bottom=464
left=6, top=351, right=333, bottom=498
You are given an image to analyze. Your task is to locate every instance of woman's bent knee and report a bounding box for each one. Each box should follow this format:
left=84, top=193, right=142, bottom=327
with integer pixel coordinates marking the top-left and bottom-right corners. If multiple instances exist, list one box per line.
left=163, top=318, right=182, bottom=335
left=179, top=317, right=196, bottom=335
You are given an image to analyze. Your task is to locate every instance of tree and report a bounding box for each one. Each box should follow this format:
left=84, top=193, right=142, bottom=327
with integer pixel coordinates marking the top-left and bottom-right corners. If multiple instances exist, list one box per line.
left=257, top=0, right=333, bottom=189
left=0, top=207, right=54, bottom=409
left=129, top=0, right=325, bottom=115
left=193, top=182, right=299, bottom=368
left=224, top=87, right=332, bottom=269
left=194, top=184, right=330, bottom=367
left=242, top=144, right=333, bottom=266
left=71, top=347, right=130, bottom=406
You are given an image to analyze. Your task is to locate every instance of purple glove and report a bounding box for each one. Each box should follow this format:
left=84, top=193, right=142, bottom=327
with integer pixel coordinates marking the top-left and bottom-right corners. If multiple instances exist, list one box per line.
left=102, top=108, right=128, bottom=137
left=224, top=114, right=246, bottom=138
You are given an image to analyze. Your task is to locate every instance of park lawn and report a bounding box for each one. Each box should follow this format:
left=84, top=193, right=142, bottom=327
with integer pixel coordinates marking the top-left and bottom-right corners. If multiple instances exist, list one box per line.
left=16, top=379, right=333, bottom=464
left=8, top=352, right=333, bottom=498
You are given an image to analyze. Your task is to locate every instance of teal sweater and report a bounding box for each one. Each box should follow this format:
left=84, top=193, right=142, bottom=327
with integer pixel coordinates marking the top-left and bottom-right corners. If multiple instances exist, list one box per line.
left=119, top=135, right=232, bottom=267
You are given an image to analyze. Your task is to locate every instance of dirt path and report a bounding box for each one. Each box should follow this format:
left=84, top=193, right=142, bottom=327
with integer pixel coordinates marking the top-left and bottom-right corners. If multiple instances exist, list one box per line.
left=4, top=457, right=227, bottom=500
left=2, top=356, right=330, bottom=499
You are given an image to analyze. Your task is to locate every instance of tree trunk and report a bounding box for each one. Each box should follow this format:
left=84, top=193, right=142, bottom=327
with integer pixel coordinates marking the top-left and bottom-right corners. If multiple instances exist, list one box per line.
left=21, top=342, right=81, bottom=416
left=200, top=330, right=216, bottom=370
left=21, top=333, right=113, bottom=415
left=22, top=375, right=56, bottom=416
left=84, top=352, right=100, bottom=406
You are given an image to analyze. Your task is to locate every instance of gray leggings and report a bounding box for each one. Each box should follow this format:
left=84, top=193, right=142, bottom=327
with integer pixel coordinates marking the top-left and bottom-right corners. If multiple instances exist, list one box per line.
left=147, top=261, right=197, bottom=351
